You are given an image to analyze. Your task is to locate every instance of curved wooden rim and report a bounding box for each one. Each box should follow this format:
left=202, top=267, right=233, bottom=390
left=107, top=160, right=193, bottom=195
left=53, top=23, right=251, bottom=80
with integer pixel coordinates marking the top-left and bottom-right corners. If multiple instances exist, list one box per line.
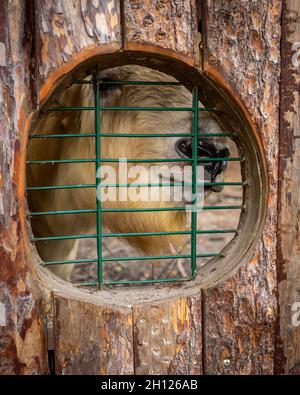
left=20, top=44, right=268, bottom=306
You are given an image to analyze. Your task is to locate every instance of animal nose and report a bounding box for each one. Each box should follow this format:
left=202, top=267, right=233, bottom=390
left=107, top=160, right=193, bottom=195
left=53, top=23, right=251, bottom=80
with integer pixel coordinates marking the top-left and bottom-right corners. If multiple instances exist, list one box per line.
left=175, top=138, right=230, bottom=181
left=198, top=141, right=230, bottom=181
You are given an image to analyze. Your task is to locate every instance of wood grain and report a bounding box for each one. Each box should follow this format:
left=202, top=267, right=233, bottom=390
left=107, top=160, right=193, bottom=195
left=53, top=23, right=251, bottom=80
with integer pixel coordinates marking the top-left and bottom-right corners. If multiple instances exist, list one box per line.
left=123, top=0, right=200, bottom=65
left=53, top=294, right=134, bottom=375
left=0, top=0, right=48, bottom=375
left=35, top=0, right=121, bottom=91
left=202, top=0, right=281, bottom=374
left=276, top=0, right=300, bottom=375
left=133, top=293, right=202, bottom=375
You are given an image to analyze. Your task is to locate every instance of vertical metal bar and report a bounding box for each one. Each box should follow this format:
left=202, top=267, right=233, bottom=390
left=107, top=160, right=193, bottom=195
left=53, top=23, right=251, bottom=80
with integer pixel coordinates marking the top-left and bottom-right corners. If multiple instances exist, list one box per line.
left=191, top=86, right=199, bottom=278
left=94, top=73, right=103, bottom=286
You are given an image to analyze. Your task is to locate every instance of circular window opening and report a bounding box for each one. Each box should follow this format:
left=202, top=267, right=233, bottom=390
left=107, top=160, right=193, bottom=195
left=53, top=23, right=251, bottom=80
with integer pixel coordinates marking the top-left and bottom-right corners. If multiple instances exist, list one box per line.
left=26, top=57, right=266, bottom=289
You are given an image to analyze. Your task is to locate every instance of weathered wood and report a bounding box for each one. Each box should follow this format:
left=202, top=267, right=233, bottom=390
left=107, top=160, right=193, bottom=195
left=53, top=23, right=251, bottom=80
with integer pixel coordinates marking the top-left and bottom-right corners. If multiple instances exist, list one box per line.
left=53, top=294, right=134, bottom=375
left=1, top=0, right=292, bottom=376
left=35, top=0, right=121, bottom=101
left=133, top=293, right=202, bottom=375
left=276, top=0, right=300, bottom=375
left=123, top=0, right=200, bottom=66
left=0, top=0, right=48, bottom=374
left=202, top=0, right=281, bottom=374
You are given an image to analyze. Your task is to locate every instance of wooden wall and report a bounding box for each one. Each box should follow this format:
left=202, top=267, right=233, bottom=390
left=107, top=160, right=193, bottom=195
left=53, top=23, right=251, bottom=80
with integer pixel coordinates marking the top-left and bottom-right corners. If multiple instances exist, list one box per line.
left=0, top=0, right=299, bottom=375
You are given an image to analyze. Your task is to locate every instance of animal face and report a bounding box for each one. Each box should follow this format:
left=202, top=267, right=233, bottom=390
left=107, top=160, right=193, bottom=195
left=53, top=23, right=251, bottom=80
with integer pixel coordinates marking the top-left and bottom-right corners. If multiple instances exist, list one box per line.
left=27, top=65, right=230, bottom=280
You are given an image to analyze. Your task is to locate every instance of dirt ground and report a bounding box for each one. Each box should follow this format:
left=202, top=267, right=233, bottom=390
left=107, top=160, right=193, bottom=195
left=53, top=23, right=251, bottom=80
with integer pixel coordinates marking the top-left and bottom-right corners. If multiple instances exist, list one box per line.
left=71, top=141, right=242, bottom=287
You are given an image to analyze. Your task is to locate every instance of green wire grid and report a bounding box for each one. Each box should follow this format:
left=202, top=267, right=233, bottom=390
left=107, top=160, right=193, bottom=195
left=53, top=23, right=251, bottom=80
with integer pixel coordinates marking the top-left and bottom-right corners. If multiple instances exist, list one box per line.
left=27, top=76, right=243, bottom=287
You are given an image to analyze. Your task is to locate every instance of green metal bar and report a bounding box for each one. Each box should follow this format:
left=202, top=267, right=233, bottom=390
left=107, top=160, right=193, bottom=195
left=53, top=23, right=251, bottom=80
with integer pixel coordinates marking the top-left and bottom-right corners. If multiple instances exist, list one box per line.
left=26, top=159, right=96, bottom=165
left=74, top=277, right=190, bottom=287
left=45, top=258, right=98, bottom=266
left=26, top=181, right=244, bottom=191
left=45, top=252, right=224, bottom=265
left=101, top=205, right=243, bottom=213
left=30, top=209, right=97, bottom=216
left=26, top=184, right=96, bottom=191
left=30, top=133, right=96, bottom=139
left=31, top=228, right=238, bottom=242
left=191, top=86, right=198, bottom=278
left=30, top=132, right=236, bottom=139
left=102, top=278, right=189, bottom=286
left=202, top=205, right=243, bottom=210
left=30, top=205, right=243, bottom=216
left=48, top=106, right=217, bottom=112
left=95, top=75, right=103, bottom=286
left=103, top=253, right=223, bottom=262
left=31, top=234, right=98, bottom=241
left=26, top=157, right=243, bottom=165
left=99, top=132, right=235, bottom=138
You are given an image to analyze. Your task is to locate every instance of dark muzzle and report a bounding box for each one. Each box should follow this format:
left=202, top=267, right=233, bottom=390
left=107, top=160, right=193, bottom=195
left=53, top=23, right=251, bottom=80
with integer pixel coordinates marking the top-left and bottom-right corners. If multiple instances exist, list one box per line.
left=175, top=138, right=230, bottom=181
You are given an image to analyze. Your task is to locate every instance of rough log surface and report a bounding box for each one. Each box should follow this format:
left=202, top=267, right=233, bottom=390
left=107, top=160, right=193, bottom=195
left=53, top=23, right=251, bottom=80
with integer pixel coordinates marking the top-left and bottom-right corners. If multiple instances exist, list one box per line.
left=203, top=0, right=281, bottom=374
left=53, top=295, right=134, bottom=375
left=0, top=0, right=47, bottom=374
left=133, top=293, right=202, bottom=375
left=35, top=0, right=121, bottom=94
left=123, top=0, right=199, bottom=65
left=276, top=0, right=300, bottom=375
left=0, top=0, right=288, bottom=375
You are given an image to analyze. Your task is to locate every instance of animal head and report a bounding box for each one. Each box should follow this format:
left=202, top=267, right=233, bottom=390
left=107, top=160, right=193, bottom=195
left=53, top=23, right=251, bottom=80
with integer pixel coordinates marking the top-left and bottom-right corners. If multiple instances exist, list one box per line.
left=80, top=65, right=230, bottom=202
left=28, top=65, right=231, bottom=277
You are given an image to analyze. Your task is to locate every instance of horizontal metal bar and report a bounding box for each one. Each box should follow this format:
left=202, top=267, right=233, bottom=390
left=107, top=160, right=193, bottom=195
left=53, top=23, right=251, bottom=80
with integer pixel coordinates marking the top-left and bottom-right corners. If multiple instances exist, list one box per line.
left=26, top=184, right=96, bottom=191
left=26, top=159, right=96, bottom=165
left=203, top=205, right=243, bottom=210
left=48, top=106, right=217, bottom=112
left=26, top=181, right=244, bottom=191
left=30, top=228, right=238, bottom=242
left=102, top=277, right=190, bottom=286
left=30, top=205, right=243, bottom=216
left=26, top=157, right=243, bottom=165
left=97, top=181, right=243, bottom=188
left=102, top=229, right=238, bottom=237
left=45, top=258, right=97, bottom=266
left=30, top=209, right=97, bottom=216
left=99, top=132, right=236, bottom=138
left=31, top=234, right=98, bottom=241
left=74, top=277, right=190, bottom=287
left=30, top=133, right=96, bottom=139
left=99, top=157, right=243, bottom=163
left=44, top=253, right=224, bottom=265
left=100, top=205, right=243, bottom=213
left=103, top=253, right=223, bottom=262
left=30, top=132, right=236, bottom=139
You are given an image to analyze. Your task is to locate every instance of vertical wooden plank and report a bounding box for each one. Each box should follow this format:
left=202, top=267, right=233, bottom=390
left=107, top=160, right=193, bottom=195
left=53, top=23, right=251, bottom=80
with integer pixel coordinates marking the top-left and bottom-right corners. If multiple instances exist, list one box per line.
left=133, top=293, right=202, bottom=375
left=202, top=0, right=281, bottom=374
left=123, top=0, right=200, bottom=66
left=35, top=0, right=121, bottom=100
left=0, top=0, right=48, bottom=374
left=53, top=295, right=134, bottom=375
left=276, top=0, right=300, bottom=375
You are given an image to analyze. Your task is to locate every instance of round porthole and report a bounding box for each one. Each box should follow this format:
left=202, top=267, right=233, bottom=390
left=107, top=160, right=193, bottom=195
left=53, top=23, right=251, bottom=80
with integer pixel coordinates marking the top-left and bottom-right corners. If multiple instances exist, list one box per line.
left=25, top=53, right=266, bottom=290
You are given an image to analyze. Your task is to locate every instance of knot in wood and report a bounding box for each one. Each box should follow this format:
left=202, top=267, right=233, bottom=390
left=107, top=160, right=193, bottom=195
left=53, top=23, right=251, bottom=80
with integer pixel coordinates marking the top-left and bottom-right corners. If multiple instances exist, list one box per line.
left=143, top=14, right=154, bottom=27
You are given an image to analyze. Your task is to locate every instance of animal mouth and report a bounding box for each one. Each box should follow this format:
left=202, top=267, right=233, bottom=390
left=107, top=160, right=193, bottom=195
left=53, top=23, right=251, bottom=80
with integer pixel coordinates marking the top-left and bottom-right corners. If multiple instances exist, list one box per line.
left=175, top=138, right=230, bottom=193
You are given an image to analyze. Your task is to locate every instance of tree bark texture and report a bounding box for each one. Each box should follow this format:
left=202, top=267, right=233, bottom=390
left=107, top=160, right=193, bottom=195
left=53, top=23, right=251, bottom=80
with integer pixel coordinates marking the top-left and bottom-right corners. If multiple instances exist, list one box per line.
left=0, top=0, right=48, bottom=374
left=276, top=0, right=300, bottom=375
left=202, top=0, right=281, bottom=374
left=1, top=0, right=296, bottom=376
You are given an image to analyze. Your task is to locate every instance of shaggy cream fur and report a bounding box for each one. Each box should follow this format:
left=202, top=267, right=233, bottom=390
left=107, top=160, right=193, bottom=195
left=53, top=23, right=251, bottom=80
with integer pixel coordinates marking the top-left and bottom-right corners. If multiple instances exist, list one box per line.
left=27, top=65, right=226, bottom=280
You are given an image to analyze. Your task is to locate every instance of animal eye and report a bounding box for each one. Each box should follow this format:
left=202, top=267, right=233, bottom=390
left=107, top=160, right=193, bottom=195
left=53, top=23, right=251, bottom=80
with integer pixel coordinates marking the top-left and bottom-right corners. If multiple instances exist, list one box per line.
left=99, top=79, right=121, bottom=93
